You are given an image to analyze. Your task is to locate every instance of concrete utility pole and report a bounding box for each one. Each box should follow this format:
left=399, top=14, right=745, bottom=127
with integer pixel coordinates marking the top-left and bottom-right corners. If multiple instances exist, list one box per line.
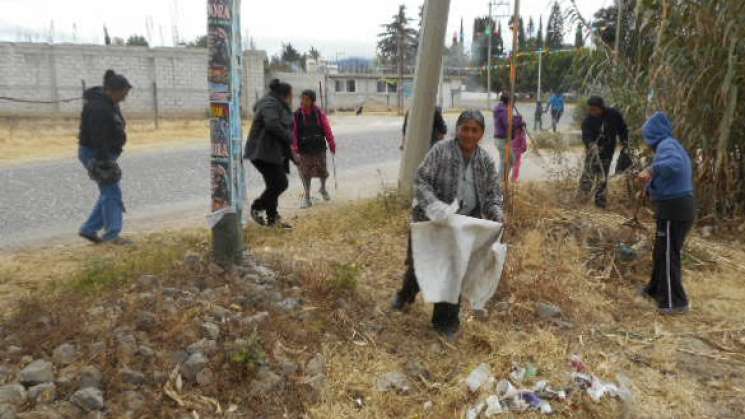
left=504, top=0, right=520, bottom=195
left=399, top=0, right=451, bottom=196
left=208, top=0, right=246, bottom=267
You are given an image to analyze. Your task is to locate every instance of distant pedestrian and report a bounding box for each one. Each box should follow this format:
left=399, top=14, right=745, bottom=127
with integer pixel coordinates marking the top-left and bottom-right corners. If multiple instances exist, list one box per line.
left=245, top=79, right=295, bottom=228
left=534, top=99, right=545, bottom=131
left=548, top=92, right=565, bottom=132
left=578, top=96, right=629, bottom=208
left=493, top=94, right=510, bottom=181
left=78, top=69, right=132, bottom=245
left=511, top=112, right=528, bottom=182
left=401, top=106, right=447, bottom=151
left=293, top=90, right=336, bottom=209
left=638, top=112, right=696, bottom=315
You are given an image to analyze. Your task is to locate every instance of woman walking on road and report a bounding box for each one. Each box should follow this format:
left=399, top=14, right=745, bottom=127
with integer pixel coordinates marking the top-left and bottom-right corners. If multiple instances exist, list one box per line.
left=292, top=90, right=336, bottom=209
left=78, top=69, right=132, bottom=245
left=244, top=79, right=295, bottom=228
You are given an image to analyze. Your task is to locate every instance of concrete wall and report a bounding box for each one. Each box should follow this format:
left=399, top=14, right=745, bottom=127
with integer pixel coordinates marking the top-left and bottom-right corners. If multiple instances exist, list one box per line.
left=0, top=42, right=266, bottom=118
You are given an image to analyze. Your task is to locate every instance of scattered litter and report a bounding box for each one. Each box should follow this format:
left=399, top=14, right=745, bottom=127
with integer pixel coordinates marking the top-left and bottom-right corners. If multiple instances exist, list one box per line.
left=616, top=243, right=638, bottom=262
left=484, top=395, right=504, bottom=416
left=466, top=401, right=486, bottom=419
left=375, top=371, right=411, bottom=393
left=465, top=363, right=494, bottom=393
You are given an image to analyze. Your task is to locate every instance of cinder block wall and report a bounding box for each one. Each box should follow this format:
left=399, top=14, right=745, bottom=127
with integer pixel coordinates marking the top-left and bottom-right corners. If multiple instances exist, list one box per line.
left=0, top=42, right=266, bottom=118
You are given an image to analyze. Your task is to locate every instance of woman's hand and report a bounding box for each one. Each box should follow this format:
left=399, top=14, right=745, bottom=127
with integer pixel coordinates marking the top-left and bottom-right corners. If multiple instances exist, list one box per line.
left=637, top=167, right=654, bottom=184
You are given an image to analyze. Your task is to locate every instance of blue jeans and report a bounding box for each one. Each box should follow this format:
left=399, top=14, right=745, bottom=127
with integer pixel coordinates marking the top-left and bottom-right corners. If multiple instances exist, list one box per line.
left=78, top=146, right=124, bottom=241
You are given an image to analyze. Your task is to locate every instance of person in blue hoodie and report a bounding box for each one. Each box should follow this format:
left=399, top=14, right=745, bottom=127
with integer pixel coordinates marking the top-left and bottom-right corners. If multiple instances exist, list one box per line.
left=638, top=112, right=696, bottom=315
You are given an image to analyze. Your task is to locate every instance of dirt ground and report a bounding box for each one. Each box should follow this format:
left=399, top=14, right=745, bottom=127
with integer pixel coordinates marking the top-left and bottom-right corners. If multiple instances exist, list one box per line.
left=1, top=180, right=744, bottom=418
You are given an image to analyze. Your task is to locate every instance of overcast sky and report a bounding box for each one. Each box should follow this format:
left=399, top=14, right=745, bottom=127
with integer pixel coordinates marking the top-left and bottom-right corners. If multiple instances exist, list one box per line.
left=0, top=0, right=613, bottom=58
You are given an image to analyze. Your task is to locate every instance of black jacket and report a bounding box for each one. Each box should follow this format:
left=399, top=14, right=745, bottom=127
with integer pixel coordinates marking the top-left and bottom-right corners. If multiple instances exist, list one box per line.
left=78, top=87, right=127, bottom=159
left=581, top=107, right=629, bottom=157
left=403, top=108, right=448, bottom=148
left=244, top=93, right=293, bottom=166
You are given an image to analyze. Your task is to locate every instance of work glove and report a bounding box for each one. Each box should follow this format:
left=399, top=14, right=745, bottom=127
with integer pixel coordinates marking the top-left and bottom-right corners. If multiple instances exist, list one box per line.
left=425, top=200, right=458, bottom=223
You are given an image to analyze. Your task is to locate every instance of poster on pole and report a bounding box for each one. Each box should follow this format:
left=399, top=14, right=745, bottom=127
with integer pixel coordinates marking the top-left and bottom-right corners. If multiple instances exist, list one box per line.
left=208, top=0, right=244, bottom=226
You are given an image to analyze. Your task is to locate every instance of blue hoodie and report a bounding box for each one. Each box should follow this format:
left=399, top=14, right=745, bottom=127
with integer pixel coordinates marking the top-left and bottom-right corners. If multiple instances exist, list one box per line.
left=643, top=112, right=694, bottom=202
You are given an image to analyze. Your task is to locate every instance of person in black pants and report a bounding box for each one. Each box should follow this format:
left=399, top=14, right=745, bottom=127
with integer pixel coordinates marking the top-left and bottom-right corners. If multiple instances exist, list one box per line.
left=244, top=79, right=295, bottom=228
left=638, top=112, right=696, bottom=315
left=578, top=96, right=629, bottom=208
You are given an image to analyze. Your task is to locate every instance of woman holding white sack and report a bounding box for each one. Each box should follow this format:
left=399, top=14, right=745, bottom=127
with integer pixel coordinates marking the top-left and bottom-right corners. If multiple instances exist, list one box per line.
left=392, top=110, right=505, bottom=339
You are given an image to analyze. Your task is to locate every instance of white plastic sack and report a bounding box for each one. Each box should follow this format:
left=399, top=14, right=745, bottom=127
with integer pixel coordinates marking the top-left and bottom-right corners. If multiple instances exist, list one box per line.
left=411, top=214, right=507, bottom=310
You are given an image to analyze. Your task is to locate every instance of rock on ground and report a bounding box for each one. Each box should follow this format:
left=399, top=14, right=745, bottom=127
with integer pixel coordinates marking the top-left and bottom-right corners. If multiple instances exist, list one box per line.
left=27, top=383, right=55, bottom=404
left=78, top=366, right=103, bottom=390
left=251, top=368, right=282, bottom=394
left=375, top=371, right=411, bottom=393
left=71, top=388, right=104, bottom=412
left=181, top=353, right=208, bottom=381
left=19, top=361, right=55, bottom=387
left=0, top=385, right=26, bottom=406
left=52, top=344, right=77, bottom=367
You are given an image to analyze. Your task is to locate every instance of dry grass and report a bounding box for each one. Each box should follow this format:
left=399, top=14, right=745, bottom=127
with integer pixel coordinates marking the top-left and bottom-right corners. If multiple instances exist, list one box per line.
left=1, top=183, right=744, bottom=417
left=246, top=184, right=745, bottom=418
left=0, top=116, right=253, bottom=164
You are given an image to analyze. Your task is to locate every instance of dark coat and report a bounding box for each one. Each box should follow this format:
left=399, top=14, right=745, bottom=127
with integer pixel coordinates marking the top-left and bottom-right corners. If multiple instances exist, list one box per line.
left=244, top=93, right=294, bottom=167
left=78, top=87, right=127, bottom=159
left=402, top=108, right=448, bottom=148
left=581, top=107, right=629, bottom=157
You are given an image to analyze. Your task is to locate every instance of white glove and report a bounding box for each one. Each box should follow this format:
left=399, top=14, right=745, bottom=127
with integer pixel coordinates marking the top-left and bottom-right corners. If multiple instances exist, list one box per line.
left=425, top=200, right=458, bottom=222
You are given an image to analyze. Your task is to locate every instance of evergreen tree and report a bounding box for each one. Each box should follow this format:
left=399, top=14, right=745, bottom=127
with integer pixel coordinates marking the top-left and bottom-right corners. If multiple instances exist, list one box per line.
left=574, top=23, right=585, bottom=49
left=546, top=1, right=564, bottom=49
left=518, top=17, right=527, bottom=51
left=377, top=5, right=418, bottom=67
left=527, top=17, right=535, bottom=40
left=536, top=16, right=544, bottom=50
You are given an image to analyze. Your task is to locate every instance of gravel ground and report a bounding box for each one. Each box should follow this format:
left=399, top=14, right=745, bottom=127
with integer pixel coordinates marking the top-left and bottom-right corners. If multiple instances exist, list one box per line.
left=0, top=106, right=577, bottom=250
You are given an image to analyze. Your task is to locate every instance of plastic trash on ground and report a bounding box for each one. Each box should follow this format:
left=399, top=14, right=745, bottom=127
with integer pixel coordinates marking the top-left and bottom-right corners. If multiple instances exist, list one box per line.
left=466, top=363, right=494, bottom=393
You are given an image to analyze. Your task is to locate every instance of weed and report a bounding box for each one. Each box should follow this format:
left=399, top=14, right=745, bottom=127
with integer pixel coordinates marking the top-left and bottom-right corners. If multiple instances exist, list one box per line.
left=230, top=331, right=267, bottom=375
left=329, top=262, right=361, bottom=292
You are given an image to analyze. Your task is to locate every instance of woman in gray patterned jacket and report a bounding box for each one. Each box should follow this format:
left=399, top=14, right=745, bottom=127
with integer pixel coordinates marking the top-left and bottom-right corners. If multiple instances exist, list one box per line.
left=392, top=110, right=504, bottom=339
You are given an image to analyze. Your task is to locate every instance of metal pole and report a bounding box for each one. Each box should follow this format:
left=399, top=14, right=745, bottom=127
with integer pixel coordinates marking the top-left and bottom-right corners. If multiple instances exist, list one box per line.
left=208, top=0, right=245, bottom=267
left=399, top=0, right=451, bottom=196
left=537, top=48, right=542, bottom=101
left=505, top=0, right=520, bottom=196
left=487, top=1, right=493, bottom=111
left=615, top=0, right=623, bottom=56
left=152, top=81, right=159, bottom=129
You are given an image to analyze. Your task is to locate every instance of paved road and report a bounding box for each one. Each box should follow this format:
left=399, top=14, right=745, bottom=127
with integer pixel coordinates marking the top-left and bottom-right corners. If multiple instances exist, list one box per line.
left=0, top=106, right=576, bottom=249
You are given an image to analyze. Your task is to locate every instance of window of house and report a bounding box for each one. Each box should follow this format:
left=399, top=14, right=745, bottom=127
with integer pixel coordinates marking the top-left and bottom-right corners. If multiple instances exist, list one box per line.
left=335, top=80, right=344, bottom=92
left=377, top=80, right=386, bottom=93
left=346, top=80, right=356, bottom=93
left=387, top=82, right=398, bottom=94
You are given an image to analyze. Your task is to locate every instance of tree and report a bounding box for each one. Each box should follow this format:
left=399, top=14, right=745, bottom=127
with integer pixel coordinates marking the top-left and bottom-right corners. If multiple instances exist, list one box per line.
left=527, top=17, right=535, bottom=40
left=187, top=35, right=208, bottom=48
left=377, top=4, right=418, bottom=114
left=112, top=37, right=125, bottom=46
left=591, top=0, right=639, bottom=57
left=281, top=43, right=302, bottom=64
left=126, top=35, right=149, bottom=47
left=308, top=46, right=321, bottom=61
left=103, top=25, right=111, bottom=46
left=536, top=16, right=544, bottom=50
left=574, top=23, right=585, bottom=49
left=546, top=1, right=564, bottom=50
left=518, top=17, right=527, bottom=51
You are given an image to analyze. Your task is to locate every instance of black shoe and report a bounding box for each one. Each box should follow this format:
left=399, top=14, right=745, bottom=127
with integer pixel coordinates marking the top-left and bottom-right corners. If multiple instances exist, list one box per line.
left=658, top=306, right=690, bottom=316
left=595, top=201, right=607, bottom=210
left=79, top=231, right=102, bottom=244
left=435, top=325, right=462, bottom=342
left=391, top=293, right=413, bottom=311
left=267, top=215, right=292, bottom=229
left=637, top=286, right=654, bottom=301
left=250, top=207, right=266, bottom=226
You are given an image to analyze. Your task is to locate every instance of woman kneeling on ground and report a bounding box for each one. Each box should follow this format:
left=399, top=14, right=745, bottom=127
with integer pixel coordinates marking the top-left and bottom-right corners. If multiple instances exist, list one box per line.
left=292, top=90, right=336, bottom=209
left=392, top=110, right=505, bottom=339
